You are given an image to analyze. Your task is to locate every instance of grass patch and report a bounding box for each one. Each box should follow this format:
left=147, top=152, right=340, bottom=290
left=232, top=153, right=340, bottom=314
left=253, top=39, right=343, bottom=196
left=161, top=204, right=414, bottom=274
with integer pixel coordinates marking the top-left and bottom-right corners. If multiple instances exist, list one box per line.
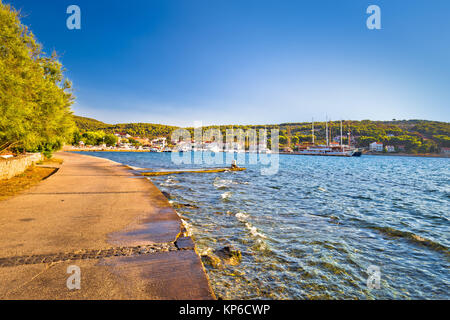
left=37, top=157, right=64, bottom=165
left=0, top=166, right=57, bottom=201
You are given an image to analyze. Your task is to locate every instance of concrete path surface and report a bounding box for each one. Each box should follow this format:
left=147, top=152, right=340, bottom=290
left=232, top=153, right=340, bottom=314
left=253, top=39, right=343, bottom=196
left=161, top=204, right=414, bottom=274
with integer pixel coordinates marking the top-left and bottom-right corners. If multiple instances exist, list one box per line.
left=0, top=152, right=215, bottom=299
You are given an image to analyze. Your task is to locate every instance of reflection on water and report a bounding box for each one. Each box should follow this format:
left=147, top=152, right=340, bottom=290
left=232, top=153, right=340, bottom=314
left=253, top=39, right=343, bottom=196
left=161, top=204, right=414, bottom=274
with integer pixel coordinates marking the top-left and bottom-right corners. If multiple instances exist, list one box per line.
left=76, top=152, right=450, bottom=299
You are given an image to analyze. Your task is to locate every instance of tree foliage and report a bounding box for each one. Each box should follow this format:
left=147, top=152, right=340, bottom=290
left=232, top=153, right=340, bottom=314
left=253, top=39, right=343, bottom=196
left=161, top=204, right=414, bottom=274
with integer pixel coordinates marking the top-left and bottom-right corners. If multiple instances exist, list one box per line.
left=72, top=131, right=118, bottom=147
left=0, top=2, right=75, bottom=154
left=73, top=116, right=449, bottom=154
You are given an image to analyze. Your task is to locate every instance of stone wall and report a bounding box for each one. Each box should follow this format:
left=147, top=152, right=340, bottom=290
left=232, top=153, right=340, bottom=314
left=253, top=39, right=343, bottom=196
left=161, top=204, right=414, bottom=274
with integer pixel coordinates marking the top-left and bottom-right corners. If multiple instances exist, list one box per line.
left=0, top=153, right=43, bottom=180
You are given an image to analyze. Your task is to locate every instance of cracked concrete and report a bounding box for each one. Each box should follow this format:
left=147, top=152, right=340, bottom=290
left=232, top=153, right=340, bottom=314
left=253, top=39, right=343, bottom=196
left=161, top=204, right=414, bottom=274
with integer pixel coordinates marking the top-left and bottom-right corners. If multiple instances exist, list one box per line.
left=0, top=152, right=215, bottom=300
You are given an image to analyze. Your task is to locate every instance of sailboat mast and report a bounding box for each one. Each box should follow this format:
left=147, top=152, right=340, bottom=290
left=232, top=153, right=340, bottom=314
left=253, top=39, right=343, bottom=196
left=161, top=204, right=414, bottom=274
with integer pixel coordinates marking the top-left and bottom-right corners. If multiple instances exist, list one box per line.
left=329, top=121, right=332, bottom=145
left=348, top=123, right=351, bottom=147
left=326, top=117, right=329, bottom=146
left=312, top=118, right=315, bottom=145
left=340, top=120, right=343, bottom=151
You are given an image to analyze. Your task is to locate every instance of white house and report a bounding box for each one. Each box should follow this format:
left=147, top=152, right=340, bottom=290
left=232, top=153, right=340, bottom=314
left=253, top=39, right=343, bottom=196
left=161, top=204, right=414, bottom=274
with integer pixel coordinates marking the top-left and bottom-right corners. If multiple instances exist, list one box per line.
left=369, top=142, right=384, bottom=152
left=386, top=145, right=396, bottom=153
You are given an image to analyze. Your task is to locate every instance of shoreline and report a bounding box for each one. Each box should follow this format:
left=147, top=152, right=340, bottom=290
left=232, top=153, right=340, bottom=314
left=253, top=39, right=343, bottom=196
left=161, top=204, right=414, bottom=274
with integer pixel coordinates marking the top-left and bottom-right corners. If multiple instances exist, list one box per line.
left=69, top=149, right=449, bottom=159
left=0, top=151, right=215, bottom=299
left=361, top=152, right=449, bottom=159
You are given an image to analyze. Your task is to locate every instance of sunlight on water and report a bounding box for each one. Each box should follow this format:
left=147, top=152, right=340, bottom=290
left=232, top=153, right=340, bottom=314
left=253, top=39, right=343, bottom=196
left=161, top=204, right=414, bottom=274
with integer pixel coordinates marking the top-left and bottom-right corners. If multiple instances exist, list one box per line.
left=76, top=152, right=450, bottom=299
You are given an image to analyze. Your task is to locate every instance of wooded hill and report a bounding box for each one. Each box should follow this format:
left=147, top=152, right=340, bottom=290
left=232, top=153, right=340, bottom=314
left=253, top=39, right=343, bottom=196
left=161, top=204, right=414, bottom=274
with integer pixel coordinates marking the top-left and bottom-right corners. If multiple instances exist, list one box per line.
left=73, top=116, right=450, bottom=154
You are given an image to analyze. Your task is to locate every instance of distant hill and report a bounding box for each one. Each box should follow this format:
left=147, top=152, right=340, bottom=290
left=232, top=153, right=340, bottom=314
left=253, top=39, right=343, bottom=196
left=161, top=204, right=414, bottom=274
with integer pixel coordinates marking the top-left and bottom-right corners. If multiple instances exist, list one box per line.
left=73, top=115, right=110, bottom=131
left=73, top=115, right=179, bottom=140
left=72, top=115, right=450, bottom=153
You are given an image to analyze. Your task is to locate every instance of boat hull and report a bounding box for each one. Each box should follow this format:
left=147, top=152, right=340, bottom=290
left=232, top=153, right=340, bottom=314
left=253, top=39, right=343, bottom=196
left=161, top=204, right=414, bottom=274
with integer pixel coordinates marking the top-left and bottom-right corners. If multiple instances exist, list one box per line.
left=293, top=153, right=353, bottom=157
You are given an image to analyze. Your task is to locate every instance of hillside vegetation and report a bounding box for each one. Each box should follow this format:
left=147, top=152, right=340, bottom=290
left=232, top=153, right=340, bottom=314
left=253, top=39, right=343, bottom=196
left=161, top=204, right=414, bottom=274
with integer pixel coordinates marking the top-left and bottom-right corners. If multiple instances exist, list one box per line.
left=73, top=116, right=450, bottom=154
left=73, top=116, right=179, bottom=141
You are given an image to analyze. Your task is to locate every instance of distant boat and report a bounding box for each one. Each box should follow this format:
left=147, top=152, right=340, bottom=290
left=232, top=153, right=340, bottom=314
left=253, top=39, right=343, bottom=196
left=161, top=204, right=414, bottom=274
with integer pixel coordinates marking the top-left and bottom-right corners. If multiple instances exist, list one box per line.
left=294, top=119, right=362, bottom=157
left=296, top=145, right=361, bottom=157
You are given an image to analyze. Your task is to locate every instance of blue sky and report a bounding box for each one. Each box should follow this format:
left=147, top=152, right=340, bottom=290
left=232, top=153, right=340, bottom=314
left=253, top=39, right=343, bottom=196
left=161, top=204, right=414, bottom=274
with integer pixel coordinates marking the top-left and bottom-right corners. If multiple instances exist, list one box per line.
left=7, top=0, right=450, bottom=126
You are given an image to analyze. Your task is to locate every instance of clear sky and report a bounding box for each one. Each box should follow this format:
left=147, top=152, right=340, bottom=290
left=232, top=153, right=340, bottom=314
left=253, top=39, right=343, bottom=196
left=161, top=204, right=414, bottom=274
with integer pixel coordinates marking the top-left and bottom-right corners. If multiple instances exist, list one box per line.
left=6, top=0, right=450, bottom=126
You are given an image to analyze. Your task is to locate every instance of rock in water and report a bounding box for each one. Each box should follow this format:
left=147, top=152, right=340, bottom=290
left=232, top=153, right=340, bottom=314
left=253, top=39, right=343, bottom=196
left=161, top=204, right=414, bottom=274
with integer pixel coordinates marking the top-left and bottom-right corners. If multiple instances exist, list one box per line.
left=214, top=246, right=242, bottom=266
left=201, top=254, right=222, bottom=269
left=161, top=191, right=171, bottom=199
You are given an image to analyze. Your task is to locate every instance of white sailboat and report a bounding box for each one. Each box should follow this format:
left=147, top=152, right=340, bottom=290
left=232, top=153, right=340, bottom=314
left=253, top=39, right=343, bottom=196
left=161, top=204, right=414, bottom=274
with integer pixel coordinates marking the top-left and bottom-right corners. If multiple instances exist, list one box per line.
left=296, top=119, right=362, bottom=157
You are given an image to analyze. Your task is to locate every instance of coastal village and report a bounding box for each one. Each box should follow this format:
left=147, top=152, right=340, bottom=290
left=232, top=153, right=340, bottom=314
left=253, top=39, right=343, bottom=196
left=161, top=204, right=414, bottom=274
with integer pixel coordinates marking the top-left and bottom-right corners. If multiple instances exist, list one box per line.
left=66, top=129, right=450, bottom=157
left=74, top=133, right=170, bottom=152
left=62, top=115, right=450, bottom=156
left=1, top=1, right=450, bottom=303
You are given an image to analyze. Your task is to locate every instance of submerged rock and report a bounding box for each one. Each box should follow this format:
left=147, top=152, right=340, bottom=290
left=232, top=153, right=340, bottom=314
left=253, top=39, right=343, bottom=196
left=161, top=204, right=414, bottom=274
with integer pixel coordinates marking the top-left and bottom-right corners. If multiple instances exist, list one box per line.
left=172, top=202, right=199, bottom=209
left=201, top=253, right=222, bottom=269
left=214, top=246, right=242, bottom=266
left=161, top=191, right=171, bottom=199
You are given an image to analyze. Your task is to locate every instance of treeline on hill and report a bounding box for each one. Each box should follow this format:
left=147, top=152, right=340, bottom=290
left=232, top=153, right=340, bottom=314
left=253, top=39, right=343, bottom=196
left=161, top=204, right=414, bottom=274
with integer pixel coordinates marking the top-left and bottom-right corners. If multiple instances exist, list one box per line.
left=72, top=116, right=179, bottom=144
left=195, top=120, right=449, bottom=153
left=274, top=120, right=450, bottom=153
left=74, top=115, right=450, bottom=154
left=0, top=2, right=75, bottom=156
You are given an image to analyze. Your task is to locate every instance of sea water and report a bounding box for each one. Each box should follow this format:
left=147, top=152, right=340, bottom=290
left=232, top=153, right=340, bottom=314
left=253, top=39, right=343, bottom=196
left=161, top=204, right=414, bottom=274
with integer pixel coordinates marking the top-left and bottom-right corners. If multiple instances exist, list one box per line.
left=76, top=152, right=449, bottom=299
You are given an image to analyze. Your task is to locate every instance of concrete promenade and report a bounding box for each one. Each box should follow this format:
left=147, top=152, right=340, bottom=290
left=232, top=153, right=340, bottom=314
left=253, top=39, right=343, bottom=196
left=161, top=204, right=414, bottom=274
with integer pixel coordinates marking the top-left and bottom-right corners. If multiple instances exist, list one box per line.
left=0, top=152, right=215, bottom=299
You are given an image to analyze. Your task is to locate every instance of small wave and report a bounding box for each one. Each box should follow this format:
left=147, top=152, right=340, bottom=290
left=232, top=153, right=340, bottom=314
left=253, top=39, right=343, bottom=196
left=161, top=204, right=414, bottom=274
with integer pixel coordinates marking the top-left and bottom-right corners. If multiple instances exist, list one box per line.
left=197, top=246, right=213, bottom=256
left=181, top=219, right=194, bottom=237
left=307, top=260, right=349, bottom=276
left=371, top=226, right=449, bottom=256
left=352, top=194, right=373, bottom=200
left=254, top=238, right=268, bottom=251
left=221, top=191, right=232, bottom=200
left=318, top=187, right=327, bottom=192
left=213, top=177, right=235, bottom=189
left=245, top=222, right=267, bottom=239
left=161, top=176, right=179, bottom=187
left=236, top=212, right=249, bottom=222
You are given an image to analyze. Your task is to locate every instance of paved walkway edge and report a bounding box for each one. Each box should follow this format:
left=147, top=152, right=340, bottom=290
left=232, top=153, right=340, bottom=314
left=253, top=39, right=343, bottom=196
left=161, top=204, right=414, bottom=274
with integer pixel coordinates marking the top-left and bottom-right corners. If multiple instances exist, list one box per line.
left=0, top=151, right=215, bottom=300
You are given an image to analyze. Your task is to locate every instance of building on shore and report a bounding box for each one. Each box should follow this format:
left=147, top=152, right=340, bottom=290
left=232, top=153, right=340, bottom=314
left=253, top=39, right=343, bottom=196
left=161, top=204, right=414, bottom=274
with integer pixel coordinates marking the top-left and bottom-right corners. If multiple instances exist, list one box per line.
left=369, top=142, right=384, bottom=152
left=386, top=145, right=396, bottom=153
left=441, top=147, right=450, bottom=155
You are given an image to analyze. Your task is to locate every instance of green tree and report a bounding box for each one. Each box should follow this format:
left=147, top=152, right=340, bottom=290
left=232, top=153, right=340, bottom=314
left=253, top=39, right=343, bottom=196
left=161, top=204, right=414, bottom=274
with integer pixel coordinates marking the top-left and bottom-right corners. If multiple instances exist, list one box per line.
left=81, top=131, right=105, bottom=146
left=128, top=137, right=141, bottom=147
left=0, top=2, right=75, bottom=154
left=433, top=135, right=450, bottom=148
left=104, top=133, right=118, bottom=146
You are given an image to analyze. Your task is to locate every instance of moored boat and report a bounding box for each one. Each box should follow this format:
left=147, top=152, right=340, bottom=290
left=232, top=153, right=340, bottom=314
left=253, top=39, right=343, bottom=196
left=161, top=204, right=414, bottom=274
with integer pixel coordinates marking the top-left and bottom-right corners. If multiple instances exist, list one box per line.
left=294, top=119, right=362, bottom=157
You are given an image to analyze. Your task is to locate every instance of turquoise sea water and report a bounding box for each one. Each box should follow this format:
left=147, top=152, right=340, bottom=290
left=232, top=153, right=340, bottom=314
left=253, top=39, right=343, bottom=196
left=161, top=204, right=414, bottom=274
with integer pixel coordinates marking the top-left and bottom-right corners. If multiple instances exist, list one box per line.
left=76, top=152, right=449, bottom=299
